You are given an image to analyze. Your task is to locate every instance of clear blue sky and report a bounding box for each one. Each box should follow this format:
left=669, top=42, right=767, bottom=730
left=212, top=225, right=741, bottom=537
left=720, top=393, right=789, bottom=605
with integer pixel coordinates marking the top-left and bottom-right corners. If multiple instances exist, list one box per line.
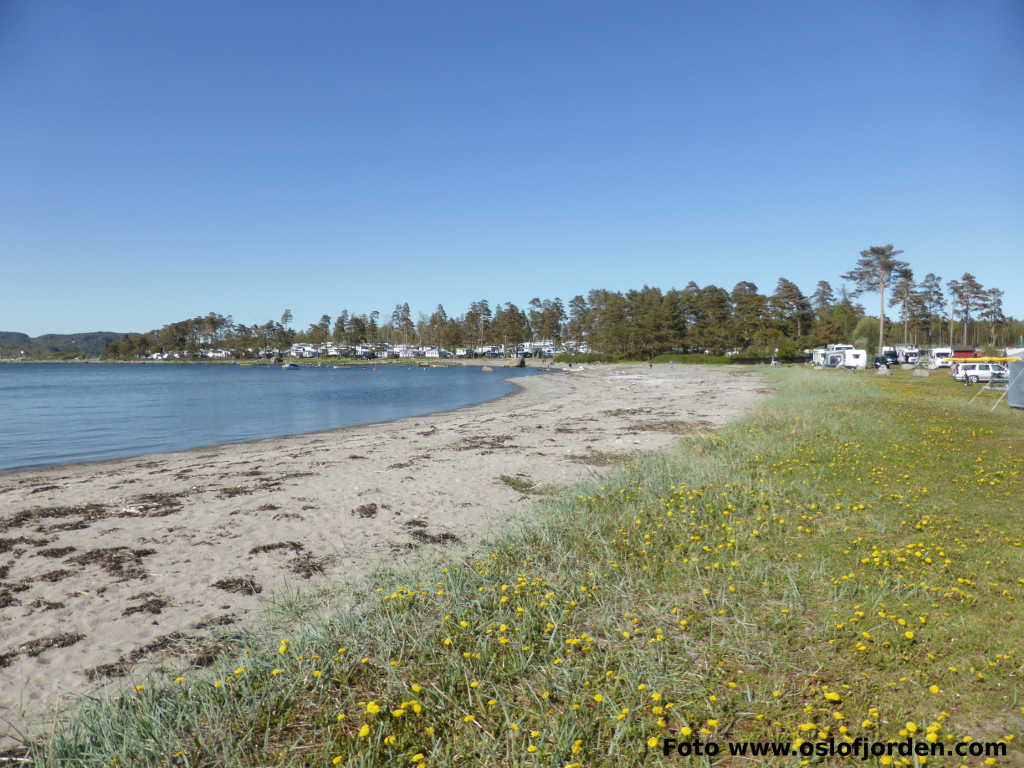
left=2, top=0, right=1021, bottom=336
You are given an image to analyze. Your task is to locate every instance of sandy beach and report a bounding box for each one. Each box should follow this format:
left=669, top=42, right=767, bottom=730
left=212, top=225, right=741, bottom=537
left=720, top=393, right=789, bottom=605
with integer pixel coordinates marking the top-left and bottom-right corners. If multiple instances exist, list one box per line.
left=0, top=363, right=766, bottom=747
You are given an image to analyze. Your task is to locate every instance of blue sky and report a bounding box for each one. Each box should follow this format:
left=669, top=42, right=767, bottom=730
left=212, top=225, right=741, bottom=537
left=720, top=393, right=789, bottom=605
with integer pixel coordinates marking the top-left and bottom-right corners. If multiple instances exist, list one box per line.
left=2, top=0, right=1021, bottom=336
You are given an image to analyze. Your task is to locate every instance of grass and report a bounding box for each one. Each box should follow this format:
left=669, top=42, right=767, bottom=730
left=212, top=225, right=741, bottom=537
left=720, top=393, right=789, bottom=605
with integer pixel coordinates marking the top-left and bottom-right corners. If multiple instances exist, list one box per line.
left=650, top=354, right=732, bottom=365
left=498, top=475, right=559, bottom=496
left=19, top=367, right=1024, bottom=767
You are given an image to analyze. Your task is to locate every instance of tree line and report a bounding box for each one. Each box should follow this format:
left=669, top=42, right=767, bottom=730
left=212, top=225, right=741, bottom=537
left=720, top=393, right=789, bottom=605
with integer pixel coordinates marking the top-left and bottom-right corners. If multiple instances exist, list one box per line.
left=104, top=245, right=1020, bottom=359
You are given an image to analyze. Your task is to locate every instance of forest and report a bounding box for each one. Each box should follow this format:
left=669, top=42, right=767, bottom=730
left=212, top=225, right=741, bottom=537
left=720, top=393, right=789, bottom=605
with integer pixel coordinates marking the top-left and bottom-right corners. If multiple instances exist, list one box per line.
left=102, top=247, right=1020, bottom=360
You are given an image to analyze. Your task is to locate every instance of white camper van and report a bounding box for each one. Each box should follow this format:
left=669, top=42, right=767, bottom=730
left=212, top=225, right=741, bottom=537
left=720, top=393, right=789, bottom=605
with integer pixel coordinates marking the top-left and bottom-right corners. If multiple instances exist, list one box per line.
left=814, top=344, right=867, bottom=370
left=927, top=347, right=953, bottom=369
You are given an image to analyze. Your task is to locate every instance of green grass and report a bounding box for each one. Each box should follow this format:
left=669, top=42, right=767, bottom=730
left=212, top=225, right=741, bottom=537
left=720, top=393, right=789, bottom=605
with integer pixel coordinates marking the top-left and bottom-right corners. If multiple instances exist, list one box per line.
left=21, top=368, right=1024, bottom=767
left=650, top=354, right=732, bottom=365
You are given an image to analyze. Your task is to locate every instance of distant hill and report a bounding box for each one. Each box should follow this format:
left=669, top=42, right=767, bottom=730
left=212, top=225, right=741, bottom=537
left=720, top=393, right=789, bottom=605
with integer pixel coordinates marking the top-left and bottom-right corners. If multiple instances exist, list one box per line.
left=0, top=331, right=129, bottom=358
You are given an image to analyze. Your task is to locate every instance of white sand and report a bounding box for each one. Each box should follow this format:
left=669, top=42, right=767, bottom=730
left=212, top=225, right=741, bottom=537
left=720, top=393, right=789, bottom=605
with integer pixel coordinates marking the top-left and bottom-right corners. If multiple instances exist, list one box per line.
left=0, top=362, right=766, bottom=747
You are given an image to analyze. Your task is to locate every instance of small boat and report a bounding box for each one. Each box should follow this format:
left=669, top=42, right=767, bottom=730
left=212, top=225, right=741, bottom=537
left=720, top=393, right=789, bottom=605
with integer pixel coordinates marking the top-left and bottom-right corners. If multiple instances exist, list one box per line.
left=282, top=363, right=299, bottom=369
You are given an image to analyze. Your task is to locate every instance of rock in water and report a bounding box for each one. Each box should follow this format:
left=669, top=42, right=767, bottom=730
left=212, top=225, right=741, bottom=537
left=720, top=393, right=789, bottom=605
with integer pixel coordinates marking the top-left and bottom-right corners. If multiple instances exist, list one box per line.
left=481, top=366, right=494, bottom=372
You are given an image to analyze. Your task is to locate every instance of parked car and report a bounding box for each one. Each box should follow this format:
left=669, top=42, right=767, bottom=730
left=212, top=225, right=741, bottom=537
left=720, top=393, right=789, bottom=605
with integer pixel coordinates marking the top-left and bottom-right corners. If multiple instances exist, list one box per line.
left=873, top=356, right=892, bottom=369
left=952, top=362, right=1008, bottom=383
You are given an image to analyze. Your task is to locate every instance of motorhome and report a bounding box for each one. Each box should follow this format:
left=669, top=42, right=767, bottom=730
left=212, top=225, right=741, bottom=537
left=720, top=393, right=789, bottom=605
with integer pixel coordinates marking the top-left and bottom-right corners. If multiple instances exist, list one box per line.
left=813, top=344, right=867, bottom=370
left=927, top=347, right=953, bottom=369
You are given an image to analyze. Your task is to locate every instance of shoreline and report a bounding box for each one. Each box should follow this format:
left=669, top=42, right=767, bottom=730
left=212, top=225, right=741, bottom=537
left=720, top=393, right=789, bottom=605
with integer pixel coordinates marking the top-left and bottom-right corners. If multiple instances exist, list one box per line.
left=0, top=363, right=766, bottom=749
left=0, top=367, right=545, bottom=477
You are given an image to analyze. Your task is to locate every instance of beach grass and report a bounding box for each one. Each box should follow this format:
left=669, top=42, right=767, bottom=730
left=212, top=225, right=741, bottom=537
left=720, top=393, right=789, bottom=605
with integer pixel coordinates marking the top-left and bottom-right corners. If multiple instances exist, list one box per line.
left=21, top=367, right=1023, bottom=767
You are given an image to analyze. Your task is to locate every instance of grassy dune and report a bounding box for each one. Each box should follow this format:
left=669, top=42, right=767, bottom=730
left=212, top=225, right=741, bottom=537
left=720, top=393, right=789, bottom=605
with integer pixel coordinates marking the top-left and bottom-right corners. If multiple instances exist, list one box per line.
left=25, top=368, right=1023, bottom=767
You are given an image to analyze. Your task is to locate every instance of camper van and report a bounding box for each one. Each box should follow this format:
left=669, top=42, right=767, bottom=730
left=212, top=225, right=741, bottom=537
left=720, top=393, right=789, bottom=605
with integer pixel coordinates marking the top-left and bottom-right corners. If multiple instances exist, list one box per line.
left=927, top=347, right=953, bottom=369
left=813, top=344, right=867, bottom=370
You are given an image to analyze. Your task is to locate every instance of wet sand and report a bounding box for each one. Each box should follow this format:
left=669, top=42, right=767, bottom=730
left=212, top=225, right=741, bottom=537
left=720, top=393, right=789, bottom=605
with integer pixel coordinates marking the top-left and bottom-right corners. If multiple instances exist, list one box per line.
left=0, top=362, right=767, bottom=747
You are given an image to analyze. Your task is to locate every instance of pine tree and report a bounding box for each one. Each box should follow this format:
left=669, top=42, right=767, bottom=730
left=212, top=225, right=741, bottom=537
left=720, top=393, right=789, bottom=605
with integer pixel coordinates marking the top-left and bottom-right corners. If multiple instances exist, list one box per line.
left=915, top=274, right=946, bottom=345
left=772, top=278, right=812, bottom=339
left=841, top=245, right=909, bottom=352
left=947, top=273, right=986, bottom=346
left=887, top=269, right=916, bottom=344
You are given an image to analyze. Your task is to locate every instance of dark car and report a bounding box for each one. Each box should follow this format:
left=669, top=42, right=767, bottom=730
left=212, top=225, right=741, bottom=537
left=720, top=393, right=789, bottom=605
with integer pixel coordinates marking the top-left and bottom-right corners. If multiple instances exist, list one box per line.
left=873, top=356, right=892, bottom=369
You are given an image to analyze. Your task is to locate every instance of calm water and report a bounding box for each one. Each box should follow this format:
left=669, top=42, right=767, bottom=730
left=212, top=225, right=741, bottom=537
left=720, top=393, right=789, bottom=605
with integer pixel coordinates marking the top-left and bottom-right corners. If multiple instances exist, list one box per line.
left=0, top=363, right=541, bottom=472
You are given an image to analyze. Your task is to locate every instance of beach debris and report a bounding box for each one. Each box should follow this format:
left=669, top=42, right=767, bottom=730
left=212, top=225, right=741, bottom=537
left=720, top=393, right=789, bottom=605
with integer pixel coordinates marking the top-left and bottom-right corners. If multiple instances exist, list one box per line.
left=119, top=492, right=186, bottom=518
left=352, top=503, right=380, bottom=519
left=0, top=503, right=108, bottom=534
left=402, top=518, right=460, bottom=546
left=35, top=546, right=76, bottom=558
left=249, top=541, right=304, bottom=555
left=85, top=631, right=191, bottom=680
left=287, top=552, right=331, bottom=578
left=122, top=592, right=169, bottom=616
left=0, top=536, right=48, bottom=554
left=28, top=599, right=65, bottom=611
left=69, top=547, right=157, bottom=580
left=453, top=434, right=515, bottom=452
left=20, top=631, right=86, bottom=657
left=218, top=486, right=254, bottom=499
left=211, top=576, right=262, bottom=595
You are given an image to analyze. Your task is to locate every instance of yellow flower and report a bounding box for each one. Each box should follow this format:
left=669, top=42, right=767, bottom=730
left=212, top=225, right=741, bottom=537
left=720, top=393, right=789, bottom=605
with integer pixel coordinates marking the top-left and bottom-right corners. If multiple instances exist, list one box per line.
left=647, top=737, right=659, bottom=748
left=134, top=685, right=145, bottom=692
left=526, top=745, right=538, bottom=753
left=358, top=723, right=370, bottom=738
left=332, top=758, right=342, bottom=766
left=411, top=755, right=425, bottom=764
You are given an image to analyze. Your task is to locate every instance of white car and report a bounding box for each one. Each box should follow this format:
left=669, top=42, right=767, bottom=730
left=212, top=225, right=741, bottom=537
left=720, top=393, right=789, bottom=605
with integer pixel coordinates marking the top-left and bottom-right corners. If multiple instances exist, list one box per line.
left=952, top=362, right=1007, bottom=383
